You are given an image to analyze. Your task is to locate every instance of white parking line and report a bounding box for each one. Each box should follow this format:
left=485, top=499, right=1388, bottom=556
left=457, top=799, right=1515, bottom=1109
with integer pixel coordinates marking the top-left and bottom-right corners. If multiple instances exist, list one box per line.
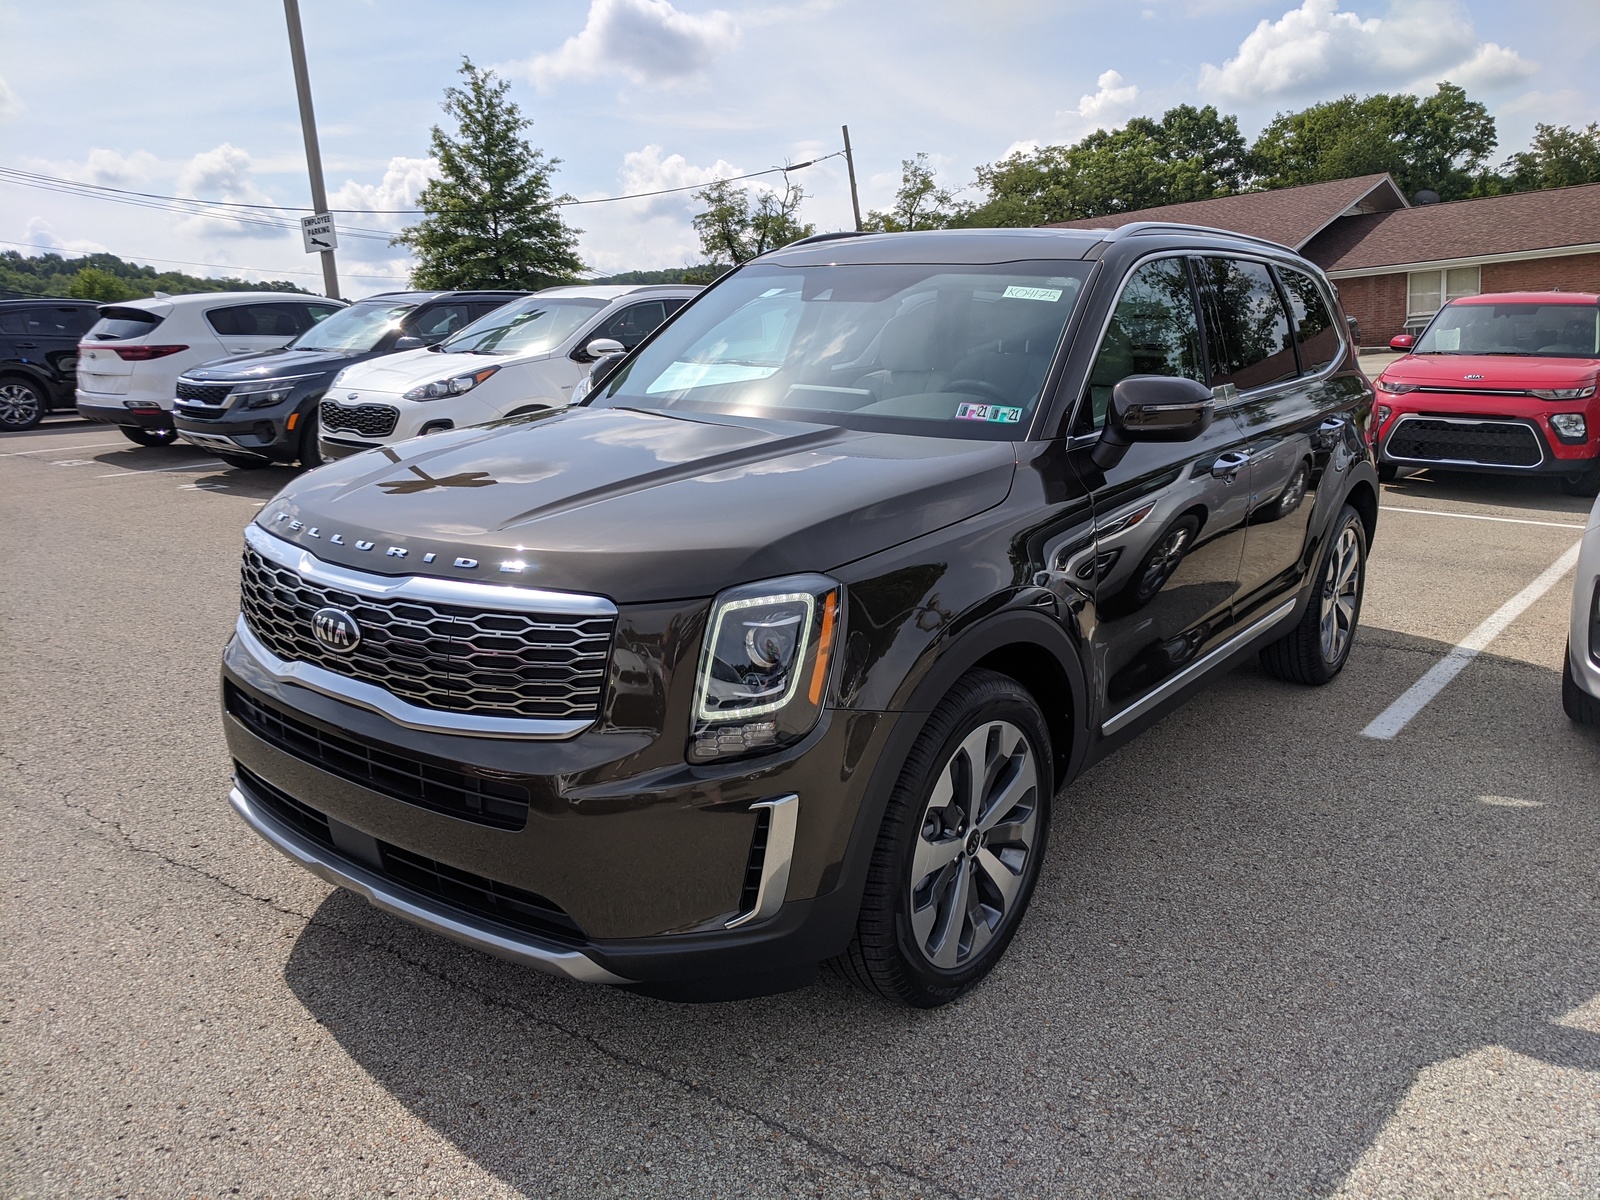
left=1362, top=539, right=1584, bottom=740
left=97, top=460, right=222, bottom=478
left=1380, top=505, right=1587, bottom=531
left=0, top=440, right=125, bottom=457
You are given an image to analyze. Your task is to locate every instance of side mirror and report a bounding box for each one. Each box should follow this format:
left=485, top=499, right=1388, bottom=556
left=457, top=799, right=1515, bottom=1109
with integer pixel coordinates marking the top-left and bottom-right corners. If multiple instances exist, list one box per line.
left=576, top=337, right=625, bottom=364
left=1090, top=375, right=1215, bottom=471
left=392, top=335, right=424, bottom=351
left=1345, top=314, right=1361, bottom=346
left=1388, top=334, right=1415, bottom=353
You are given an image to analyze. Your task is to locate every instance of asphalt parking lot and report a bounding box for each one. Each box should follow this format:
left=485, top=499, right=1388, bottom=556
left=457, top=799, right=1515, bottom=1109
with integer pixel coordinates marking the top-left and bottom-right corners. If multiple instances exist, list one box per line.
left=3, top=417, right=1597, bottom=1199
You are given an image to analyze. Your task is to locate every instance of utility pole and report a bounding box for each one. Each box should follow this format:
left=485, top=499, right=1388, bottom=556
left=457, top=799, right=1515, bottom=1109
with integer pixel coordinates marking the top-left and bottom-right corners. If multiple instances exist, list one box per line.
left=283, top=0, right=339, bottom=298
left=842, top=125, right=862, bottom=232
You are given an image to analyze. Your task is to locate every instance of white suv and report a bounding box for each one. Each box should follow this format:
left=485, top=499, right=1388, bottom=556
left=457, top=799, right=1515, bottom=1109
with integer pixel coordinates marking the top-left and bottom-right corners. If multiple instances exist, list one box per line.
left=76, top=292, right=344, bottom=446
left=317, top=284, right=696, bottom=458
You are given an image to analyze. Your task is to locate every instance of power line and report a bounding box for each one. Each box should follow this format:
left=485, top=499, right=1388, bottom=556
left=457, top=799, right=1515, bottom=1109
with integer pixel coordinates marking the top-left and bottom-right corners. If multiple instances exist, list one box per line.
left=0, top=237, right=409, bottom=284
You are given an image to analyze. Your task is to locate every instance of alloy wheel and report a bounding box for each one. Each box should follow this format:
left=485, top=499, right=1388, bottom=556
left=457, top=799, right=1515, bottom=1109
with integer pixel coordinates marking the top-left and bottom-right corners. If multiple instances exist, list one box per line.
left=0, top=382, right=42, bottom=429
left=908, top=720, right=1040, bottom=970
left=1319, top=525, right=1361, bottom=663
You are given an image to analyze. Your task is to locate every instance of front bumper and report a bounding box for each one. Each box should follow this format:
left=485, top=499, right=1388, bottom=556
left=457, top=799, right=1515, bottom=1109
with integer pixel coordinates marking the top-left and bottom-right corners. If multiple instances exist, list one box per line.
left=1378, top=411, right=1598, bottom=477
left=75, top=396, right=172, bottom=429
left=174, top=397, right=309, bottom=462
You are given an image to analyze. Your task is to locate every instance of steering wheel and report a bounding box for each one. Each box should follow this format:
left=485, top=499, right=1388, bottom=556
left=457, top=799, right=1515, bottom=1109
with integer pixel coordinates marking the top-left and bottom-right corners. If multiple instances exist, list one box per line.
left=947, top=379, right=1012, bottom=405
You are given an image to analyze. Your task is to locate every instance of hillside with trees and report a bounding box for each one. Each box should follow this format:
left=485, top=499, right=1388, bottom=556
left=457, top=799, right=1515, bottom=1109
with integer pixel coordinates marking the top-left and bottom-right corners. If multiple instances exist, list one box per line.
left=0, top=250, right=306, bottom=301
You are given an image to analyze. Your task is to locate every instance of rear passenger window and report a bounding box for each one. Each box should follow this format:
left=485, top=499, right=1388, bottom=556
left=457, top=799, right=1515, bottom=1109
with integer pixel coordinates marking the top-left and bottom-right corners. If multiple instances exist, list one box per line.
left=303, top=304, right=341, bottom=326
left=410, top=303, right=474, bottom=342
left=0, top=310, right=25, bottom=336
left=1278, top=267, right=1340, bottom=375
left=1194, top=258, right=1297, bottom=391
left=593, top=301, right=669, bottom=350
left=206, top=304, right=304, bottom=337
left=1079, top=258, right=1205, bottom=432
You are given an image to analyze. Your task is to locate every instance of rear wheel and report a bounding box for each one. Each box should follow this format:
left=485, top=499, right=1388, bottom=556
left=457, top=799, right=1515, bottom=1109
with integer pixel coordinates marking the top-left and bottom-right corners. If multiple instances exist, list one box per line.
left=1562, top=645, right=1600, bottom=727
left=0, top=377, right=46, bottom=432
left=833, top=669, right=1052, bottom=1008
left=119, top=425, right=178, bottom=447
left=1259, top=504, right=1367, bottom=685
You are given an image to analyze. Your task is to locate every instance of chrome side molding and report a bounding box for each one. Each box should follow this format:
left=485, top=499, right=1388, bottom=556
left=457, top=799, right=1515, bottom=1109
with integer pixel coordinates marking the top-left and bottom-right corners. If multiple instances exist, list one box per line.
left=725, top=794, right=799, bottom=930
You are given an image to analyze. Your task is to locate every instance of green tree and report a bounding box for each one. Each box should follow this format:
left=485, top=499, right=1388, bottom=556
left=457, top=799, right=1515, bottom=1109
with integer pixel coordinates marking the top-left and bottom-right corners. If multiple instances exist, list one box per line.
left=1498, top=123, right=1600, bottom=192
left=1250, top=82, right=1496, bottom=200
left=393, top=58, right=583, bottom=290
left=66, top=266, right=134, bottom=302
left=691, top=176, right=814, bottom=264
left=955, top=104, right=1249, bottom=227
left=863, top=154, right=957, bottom=231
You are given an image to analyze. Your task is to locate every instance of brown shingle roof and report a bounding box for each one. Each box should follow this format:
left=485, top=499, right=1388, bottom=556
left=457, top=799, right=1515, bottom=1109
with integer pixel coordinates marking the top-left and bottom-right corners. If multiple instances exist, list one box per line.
left=1303, top=182, right=1600, bottom=272
left=1045, top=173, right=1404, bottom=249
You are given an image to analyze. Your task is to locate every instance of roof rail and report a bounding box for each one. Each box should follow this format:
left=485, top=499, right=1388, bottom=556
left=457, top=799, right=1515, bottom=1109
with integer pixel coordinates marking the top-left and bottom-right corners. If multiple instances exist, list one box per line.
left=1103, top=221, right=1291, bottom=252
left=788, top=230, right=874, bottom=247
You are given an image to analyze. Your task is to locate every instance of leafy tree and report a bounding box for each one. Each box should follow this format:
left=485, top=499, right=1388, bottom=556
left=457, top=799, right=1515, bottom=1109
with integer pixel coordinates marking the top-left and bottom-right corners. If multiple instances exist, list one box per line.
left=1498, top=123, right=1600, bottom=192
left=393, top=58, right=583, bottom=290
left=1250, top=82, right=1496, bottom=200
left=66, top=266, right=134, bottom=302
left=954, top=104, right=1249, bottom=227
left=0, top=250, right=306, bottom=300
left=863, top=154, right=957, bottom=231
left=691, top=176, right=814, bottom=265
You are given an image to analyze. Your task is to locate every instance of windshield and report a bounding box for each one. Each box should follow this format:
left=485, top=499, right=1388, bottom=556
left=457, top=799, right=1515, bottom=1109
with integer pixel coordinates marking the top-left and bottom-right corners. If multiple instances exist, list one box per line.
left=1416, top=301, right=1600, bottom=358
left=441, top=296, right=606, bottom=356
left=590, top=261, right=1090, bottom=438
left=289, top=301, right=415, bottom=352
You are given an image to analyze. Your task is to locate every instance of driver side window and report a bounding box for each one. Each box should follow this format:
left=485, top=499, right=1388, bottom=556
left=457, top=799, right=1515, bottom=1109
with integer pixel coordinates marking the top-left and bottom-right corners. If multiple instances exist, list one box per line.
left=1077, top=258, right=1204, bottom=435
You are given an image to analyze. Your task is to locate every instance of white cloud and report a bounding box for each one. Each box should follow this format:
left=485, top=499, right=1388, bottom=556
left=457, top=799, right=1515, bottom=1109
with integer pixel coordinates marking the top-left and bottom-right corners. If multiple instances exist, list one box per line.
left=1198, top=0, right=1537, bottom=103
left=328, top=155, right=437, bottom=274
left=0, top=73, right=20, bottom=120
left=25, top=217, right=107, bottom=256
left=176, top=143, right=285, bottom=241
left=520, top=0, right=740, bottom=89
left=573, top=144, right=747, bottom=273
left=1057, top=69, right=1140, bottom=133
left=81, top=148, right=161, bottom=187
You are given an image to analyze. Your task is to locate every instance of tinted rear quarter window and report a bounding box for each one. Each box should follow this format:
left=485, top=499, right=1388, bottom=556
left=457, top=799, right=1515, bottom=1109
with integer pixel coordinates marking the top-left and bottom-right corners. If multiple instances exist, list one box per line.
left=0, top=309, right=26, bottom=336
left=207, top=303, right=304, bottom=338
left=1080, top=257, right=1205, bottom=432
left=87, top=307, right=164, bottom=340
left=410, top=303, right=475, bottom=341
left=1196, top=257, right=1297, bottom=391
left=1278, top=267, right=1340, bottom=374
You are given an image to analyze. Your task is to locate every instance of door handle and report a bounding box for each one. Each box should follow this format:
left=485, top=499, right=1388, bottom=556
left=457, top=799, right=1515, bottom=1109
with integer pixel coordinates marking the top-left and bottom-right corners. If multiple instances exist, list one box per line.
left=14, top=341, right=38, bottom=349
left=1211, top=450, right=1250, bottom=482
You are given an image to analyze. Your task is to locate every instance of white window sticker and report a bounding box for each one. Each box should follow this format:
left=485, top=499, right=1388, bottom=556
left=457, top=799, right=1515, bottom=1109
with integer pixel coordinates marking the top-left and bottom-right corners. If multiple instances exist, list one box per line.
left=1434, top=327, right=1461, bottom=350
left=1002, top=285, right=1062, bottom=303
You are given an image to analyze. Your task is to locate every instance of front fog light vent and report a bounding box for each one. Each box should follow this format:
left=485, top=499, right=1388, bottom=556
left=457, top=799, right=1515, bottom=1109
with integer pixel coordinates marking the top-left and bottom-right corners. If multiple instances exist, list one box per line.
left=726, top=795, right=799, bottom=929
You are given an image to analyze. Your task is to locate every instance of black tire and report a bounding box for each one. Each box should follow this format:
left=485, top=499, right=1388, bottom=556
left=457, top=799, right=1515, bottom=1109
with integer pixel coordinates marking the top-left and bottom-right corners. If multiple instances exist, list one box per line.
left=119, top=425, right=178, bottom=447
left=832, top=669, right=1053, bottom=1008
left=1259, top=503, right=1368, bottom=685
left=217, top=452, right=271, bottom=470
left=0, top=377, right=46, bottom=432
left=298, top=408, right=323, bottom=469
left=1378, top=462, right=1399, bottom=483
left=1562, top=645, right=1600, bottom=726
left=1560, top=464, right=1600, bottom=497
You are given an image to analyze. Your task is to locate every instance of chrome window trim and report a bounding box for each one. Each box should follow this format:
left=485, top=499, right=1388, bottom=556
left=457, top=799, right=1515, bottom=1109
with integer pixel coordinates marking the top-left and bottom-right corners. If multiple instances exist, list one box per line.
left=229, top=780, right=630, bottom=984
left=245, top=523, right=617, bottom=617
left=234, top=616, right=596, bottom=740
left=1100, top=598, right=1297, bottom=736
left=724, top=794, right=799, bottom=930
left=1384, top=414, right=1546, bottom=470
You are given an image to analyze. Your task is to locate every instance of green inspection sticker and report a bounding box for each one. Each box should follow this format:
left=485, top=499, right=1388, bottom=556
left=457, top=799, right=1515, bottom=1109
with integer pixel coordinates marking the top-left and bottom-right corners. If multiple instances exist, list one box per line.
left=1002, top=285, right=1062, bottom=302
left=956, top=402, right=1023, bottom=424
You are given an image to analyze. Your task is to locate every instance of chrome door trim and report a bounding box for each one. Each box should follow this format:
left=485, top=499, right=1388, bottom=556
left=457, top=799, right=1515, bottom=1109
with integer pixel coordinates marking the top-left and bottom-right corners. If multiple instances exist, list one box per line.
left=1100, top=597, right=1297, bottom=736
left=229, top=780, right=631, bottom=984
left=724, top=794, right=799, bottom=930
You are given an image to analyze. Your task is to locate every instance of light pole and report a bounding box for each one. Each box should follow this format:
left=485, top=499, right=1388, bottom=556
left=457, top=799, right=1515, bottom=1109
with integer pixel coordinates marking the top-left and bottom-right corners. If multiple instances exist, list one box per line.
left=283, top=0, right=339, bottom=298
left=842, top=125, right=862, bottom=232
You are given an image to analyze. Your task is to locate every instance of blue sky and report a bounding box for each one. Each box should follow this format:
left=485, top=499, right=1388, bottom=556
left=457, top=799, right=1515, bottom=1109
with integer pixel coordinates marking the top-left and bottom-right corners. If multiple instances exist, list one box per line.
left=2, top=0, right=1595, bottom=296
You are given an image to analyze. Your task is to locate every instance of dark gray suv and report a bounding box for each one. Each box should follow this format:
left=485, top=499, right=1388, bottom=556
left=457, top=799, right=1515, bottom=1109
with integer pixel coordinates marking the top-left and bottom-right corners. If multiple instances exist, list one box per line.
left=222, top=224, right=1378, bottom=1006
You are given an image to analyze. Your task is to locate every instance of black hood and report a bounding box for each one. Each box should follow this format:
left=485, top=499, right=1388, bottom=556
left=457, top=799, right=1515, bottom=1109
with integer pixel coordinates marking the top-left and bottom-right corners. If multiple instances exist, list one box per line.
left=182, top=346, right=376, bottom=382
left=256, top=406, right=1017, bottom=604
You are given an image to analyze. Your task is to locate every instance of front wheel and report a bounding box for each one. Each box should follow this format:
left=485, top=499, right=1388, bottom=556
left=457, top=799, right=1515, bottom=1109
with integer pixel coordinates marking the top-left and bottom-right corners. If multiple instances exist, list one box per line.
left=216, top=452, right=271, bottom=470
left=1560, top=463, right=1600, bottom=497
left=1259, top=504, right=1368, bottom=685
left=0, top=378, right=46, bottom=432
left=1563, top=645, right=1600, bottom=726
left=298, top=408, right=323, bottom=469
left=833, top=669, right=1053, bottom=1007
left=119, top=425, right=178, bottom=447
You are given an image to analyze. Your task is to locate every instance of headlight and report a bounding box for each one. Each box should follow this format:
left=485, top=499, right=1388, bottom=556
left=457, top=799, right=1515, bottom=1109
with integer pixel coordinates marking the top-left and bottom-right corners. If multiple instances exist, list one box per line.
left=404, top=365, right=499, bottom=401
left=1549, top=412, right=1588, bottom=442
left=690, top=574, right=841, bottom=763
left=331, top=368, right=349, bottom=387
left=1377, top=379, right=1417, bottom=394
left=1532, top=386, right=1596, bottom=400
left=228, top=373, right=319, bottom=409
left=1375, top=404, right=1392, bottom=426
left=571, top=372, right=593, bottom=404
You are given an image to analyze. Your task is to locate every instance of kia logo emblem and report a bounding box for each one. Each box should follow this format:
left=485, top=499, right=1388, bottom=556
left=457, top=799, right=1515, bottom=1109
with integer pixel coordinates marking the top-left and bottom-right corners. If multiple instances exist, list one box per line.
left=312, top=607, right=361, bottom=653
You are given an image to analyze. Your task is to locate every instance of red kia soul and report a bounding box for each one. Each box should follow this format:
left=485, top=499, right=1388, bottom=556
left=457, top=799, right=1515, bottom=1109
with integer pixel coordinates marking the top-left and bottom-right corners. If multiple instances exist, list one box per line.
left=1373, top=292, right=1600, bottom=496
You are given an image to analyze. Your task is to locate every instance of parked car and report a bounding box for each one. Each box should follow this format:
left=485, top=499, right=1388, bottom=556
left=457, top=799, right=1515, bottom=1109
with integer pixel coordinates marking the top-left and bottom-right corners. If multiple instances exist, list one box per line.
left=0, top=298, right=101, bottom=432
left=76, top=292, right=345, bottom=446
left=171, top=290, right=528, bottom=470
left=221, top=225, right=1378, bottom=1006
left=317, top=284, right=697, bottom=458
left=1564, top=492, right=1600, bottom=726
left=1374, top=292, right=1600, bottom=495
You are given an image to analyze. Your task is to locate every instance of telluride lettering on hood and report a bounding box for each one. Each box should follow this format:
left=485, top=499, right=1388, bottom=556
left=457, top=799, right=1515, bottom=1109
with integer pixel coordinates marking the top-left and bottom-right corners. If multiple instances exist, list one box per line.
left=221, top=225, right=1380, bottom=1006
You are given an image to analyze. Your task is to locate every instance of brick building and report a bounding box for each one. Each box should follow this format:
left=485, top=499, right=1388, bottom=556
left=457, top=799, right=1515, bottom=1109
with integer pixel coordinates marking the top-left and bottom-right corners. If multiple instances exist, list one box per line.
left=1048, top=175, right=1600, bottom=345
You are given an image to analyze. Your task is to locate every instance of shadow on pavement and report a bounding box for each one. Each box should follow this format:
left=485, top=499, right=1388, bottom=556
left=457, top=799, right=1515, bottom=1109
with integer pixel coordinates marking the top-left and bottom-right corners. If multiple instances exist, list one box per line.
left=1385, top=468, right=1595, bottom=517
left=282, top=631, right=1600, bottom=1197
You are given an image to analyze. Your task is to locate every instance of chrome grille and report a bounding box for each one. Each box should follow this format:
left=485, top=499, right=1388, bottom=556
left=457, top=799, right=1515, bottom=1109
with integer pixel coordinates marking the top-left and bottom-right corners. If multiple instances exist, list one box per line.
left=321, top=399, right=398, bottom=438
left=1386, top=417, right=1543, bottom=467
left=239, top=547, right=614, bottom=720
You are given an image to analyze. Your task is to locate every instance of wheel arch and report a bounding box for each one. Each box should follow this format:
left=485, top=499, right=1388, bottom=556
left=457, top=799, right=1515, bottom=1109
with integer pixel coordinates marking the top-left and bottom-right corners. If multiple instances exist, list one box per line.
left=1343, top=477, right=1378, bottom=545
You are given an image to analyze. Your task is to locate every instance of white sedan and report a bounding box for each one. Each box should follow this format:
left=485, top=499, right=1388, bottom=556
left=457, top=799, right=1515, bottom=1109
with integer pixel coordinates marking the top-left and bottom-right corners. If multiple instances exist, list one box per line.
left=318, top=284, right=697, bottom=458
